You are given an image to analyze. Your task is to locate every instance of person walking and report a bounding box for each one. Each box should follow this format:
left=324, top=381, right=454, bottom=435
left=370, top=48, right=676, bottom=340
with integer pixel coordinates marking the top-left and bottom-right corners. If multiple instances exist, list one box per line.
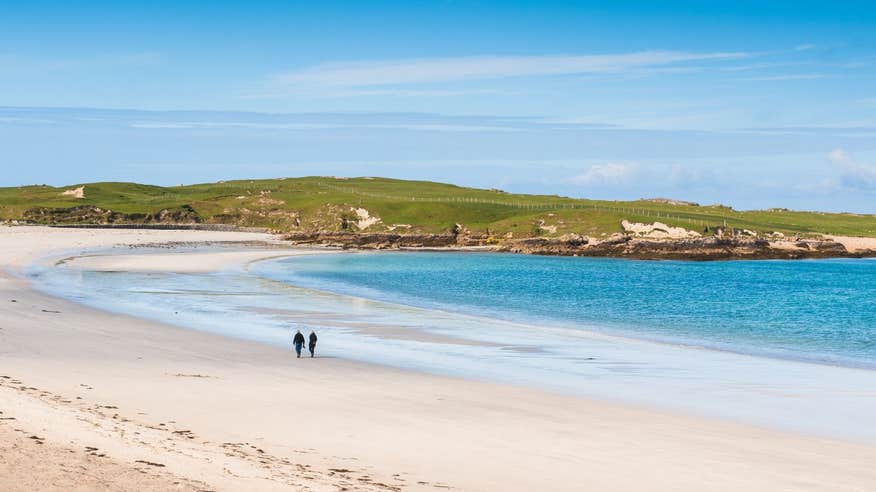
left=293, top=329, right=305, bottom=358
left=308, top=330, right=318, bottom=358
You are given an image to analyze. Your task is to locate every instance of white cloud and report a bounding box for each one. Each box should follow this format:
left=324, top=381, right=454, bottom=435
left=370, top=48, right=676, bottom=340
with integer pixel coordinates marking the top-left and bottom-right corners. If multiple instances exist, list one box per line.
left=794, top=44, right=817, bottom=52
left=568, top=163, right=637, bottom=186
left=828, top=148, right=850, bottom=164
left=270, top=51, right=748, bottom=88
left=668, top=164, right=717, bottom=187
left=828, top=148, right=876, bottom=191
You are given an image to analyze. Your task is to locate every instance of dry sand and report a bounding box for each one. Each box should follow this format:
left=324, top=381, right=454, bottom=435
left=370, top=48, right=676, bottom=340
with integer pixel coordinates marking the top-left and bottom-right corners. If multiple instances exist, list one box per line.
left=826, top=234, right=876, bottom=253
left=2, top=226, right=876, bottom=491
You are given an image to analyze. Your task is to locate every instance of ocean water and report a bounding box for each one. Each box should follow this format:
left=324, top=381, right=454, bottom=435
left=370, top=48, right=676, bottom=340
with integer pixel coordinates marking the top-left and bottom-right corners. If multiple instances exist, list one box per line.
left=254, top=252, right=876, bottom=368
left=31, top=250, right=876, bottom=442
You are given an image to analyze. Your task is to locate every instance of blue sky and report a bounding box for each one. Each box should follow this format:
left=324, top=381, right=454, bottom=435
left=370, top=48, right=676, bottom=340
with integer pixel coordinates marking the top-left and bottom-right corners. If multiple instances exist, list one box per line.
left=1, top=1, right=876, bottom=211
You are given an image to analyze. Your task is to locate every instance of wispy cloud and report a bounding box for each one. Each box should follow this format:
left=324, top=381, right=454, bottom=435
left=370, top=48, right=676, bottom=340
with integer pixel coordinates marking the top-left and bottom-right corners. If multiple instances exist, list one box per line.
left=268, top=51, right=748, bottom=89
left=242, top=87, right=510, bottom=100
left=568, top=163, right=638, bottom=186
left=0, top=106, right=617, bottom=133
left=129, top=120, right=522, bottom=133
left=794, top=44, right=817, bottom=52
left=668, top=164, right=718, bottom=187
left=740, top=73, right=828, bottom=81
left=720, top=61, right=809, bottom=72
left=828, top=148, right=876, bottom=191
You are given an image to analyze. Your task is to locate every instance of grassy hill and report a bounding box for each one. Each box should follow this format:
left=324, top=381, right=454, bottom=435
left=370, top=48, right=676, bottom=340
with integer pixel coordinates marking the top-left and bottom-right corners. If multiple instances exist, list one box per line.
left=2, top=177, right=875, bottom=238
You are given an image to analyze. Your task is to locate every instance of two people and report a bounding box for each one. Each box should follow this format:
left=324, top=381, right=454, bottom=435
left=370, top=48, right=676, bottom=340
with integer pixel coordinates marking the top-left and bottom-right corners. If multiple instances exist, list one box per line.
left=292, top=329, right=318, bottom=358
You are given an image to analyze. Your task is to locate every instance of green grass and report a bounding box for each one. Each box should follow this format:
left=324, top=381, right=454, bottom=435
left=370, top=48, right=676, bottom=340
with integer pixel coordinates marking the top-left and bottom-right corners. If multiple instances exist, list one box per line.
left=2, top=176, right=875, bottom=237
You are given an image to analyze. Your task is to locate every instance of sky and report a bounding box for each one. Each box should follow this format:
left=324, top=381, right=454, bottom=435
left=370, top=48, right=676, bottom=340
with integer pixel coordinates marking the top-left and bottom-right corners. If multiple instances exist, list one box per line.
left=1, top=0, right=876, bottom=212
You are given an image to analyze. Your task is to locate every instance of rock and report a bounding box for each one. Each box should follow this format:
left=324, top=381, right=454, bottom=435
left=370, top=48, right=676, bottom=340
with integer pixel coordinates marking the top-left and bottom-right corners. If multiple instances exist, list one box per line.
left=621, top=220, right=701, bottom=239
left=640, top=197, right=699, bottom=206
left=283, top=232, right=460, bottom=248
left=536, top=220, right=557, bottom=234
left=60, top=186, right=85, bottom=199
left=386, top=224, right=412, bottom=232
left=351, top=208, right=381, bottom=230
left=23, top=204, right=200, bottom=225
left=494, top=234, right=851, bottom=260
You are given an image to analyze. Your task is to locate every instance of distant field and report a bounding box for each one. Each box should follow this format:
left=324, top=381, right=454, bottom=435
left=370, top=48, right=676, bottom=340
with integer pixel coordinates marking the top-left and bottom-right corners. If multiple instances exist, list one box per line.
left=2, top=177, right=875, bottom=237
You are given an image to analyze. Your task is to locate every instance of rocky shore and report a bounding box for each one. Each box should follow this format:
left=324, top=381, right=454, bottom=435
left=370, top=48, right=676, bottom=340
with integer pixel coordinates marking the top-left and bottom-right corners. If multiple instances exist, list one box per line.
left=282, top=228, right=874, bottom=260
left=495, top=234, right=853, bottom=260
left=9, top=204, right=876, bottom=260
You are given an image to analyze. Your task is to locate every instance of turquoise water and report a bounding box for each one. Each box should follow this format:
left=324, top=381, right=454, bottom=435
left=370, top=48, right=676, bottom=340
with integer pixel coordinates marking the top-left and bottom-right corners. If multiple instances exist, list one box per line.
left=253, top=252, right=876, bottom=368
left=31, top=250, right=876, bottom=441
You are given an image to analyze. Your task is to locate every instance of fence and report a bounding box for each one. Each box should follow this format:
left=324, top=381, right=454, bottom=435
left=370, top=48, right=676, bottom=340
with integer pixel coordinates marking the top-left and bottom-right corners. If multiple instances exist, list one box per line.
left=316, top=182, right=729, bottom=229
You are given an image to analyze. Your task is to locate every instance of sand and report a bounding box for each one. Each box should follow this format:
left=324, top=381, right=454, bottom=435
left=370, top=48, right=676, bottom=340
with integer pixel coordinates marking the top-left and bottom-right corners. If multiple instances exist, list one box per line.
left=826, top=234, right=876, bottom=253
left=2, top=226, right=876, bottom=491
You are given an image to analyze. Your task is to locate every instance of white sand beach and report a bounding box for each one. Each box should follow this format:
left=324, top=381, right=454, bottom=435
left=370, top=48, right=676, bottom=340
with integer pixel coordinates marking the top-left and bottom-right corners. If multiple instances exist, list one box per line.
left=2, top=226, right=876, bottom=491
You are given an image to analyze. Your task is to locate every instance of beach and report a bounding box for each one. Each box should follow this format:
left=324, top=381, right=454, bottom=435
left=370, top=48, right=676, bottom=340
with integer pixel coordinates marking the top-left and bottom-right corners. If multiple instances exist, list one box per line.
left=2, top=226, right=876, bottom=491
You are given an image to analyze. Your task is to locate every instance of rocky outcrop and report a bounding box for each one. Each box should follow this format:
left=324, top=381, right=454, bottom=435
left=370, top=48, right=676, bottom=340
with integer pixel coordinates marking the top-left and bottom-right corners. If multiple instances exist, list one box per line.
left=641, top=198, right=699, bottom=206
left=23, top=205, right=200, bottom=225
left=351, top=208, right=381, bottom=230
left=498, top=234, right=851, bottom=260
left=60, top=186, right=85, bottom=199
left=210, top=208, right=300, bottom=229
left=283, top=221, right=493, bottom=249
left=283, top=232, right=461, bottom=249
left=282, top=228, right=860, bottom=260
left=621, top=220, right=701, bottom=239
left=13, top=204, right=871, bottom=260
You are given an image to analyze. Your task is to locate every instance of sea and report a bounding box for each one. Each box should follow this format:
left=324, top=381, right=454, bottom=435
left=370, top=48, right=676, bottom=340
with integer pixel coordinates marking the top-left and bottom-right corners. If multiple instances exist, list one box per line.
left=31, top=250, right=876, bottom=442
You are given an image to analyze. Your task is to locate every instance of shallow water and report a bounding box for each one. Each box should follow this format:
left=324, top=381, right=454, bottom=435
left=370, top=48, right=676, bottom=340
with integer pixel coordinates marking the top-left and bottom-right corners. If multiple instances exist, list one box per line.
left=31, top=250, right=876, bottom=442
left=255, top=252, right=876, bottom=368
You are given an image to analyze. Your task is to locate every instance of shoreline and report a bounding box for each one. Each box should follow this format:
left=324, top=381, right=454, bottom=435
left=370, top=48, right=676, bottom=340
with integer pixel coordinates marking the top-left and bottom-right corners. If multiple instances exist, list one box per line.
left=43, top=243, right=876, bottom=372
left=243, top=250, right=876, bottom=374
left=10, top=222, right=876, bottom=260
left=22, top=232, right=876, bottom=434
left=3, top=227, right=876, bottom=490
left=280, top=230, right=876, bottom=261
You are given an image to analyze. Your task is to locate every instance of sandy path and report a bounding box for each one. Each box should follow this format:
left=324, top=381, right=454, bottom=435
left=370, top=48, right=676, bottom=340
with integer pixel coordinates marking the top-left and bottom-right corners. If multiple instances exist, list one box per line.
left=2, top=226, right=876, bottom=491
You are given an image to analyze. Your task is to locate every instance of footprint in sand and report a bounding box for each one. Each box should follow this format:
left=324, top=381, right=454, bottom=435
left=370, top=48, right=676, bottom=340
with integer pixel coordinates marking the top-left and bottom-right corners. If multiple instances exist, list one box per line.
left=135, top=460, right=166, bottom=468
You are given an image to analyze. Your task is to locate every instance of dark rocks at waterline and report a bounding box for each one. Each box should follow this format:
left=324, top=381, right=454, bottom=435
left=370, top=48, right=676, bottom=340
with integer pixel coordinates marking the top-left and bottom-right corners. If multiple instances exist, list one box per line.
left=284, top=231, right=863, bottom=260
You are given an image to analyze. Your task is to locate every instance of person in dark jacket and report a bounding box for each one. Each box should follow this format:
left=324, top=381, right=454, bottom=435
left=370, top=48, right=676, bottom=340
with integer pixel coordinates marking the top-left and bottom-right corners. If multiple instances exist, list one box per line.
left=308, top=331, right=318, bottom=358
left=292, top=329, right=305, bottom=358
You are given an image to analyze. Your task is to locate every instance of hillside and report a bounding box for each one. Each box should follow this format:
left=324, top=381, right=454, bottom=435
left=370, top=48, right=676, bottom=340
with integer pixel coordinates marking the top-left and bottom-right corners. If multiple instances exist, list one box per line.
left=2, top=177, right=875, bottom=241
